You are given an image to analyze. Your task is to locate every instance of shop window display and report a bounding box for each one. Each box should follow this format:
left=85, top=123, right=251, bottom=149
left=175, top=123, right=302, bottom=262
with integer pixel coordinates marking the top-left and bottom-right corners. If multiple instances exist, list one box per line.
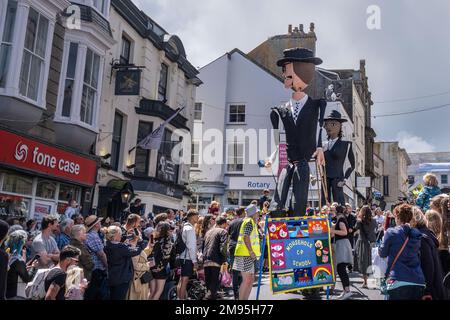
left=36, top=179, right=57, bottom=199
left=2, top=172, right=33, bottom=195
left=0, top=193, right=30, bottom=219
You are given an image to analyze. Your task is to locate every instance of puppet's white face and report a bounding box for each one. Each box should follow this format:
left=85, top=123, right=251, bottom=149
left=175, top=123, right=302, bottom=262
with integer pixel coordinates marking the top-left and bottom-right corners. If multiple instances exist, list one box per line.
left=282, top=63, right=308, bottom=92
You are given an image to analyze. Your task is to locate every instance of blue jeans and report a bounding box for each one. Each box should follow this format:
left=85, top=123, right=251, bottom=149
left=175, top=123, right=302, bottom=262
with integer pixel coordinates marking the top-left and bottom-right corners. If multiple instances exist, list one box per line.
left=388, top=285, right=424, bottom=300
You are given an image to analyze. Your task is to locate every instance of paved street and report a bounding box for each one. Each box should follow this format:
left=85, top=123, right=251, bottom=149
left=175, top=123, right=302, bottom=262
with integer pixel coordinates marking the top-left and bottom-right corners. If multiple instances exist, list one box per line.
left=247, top=272, right=384, bottom=300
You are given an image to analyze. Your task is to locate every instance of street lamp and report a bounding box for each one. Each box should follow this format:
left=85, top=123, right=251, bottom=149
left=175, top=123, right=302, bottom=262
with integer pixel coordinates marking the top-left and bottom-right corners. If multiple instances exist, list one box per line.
left=121, top=188, right=132, bottom=203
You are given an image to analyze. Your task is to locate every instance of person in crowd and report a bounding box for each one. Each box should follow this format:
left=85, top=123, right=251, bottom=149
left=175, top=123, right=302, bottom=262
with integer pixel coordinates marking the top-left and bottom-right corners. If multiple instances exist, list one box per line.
left=44, top=245, right=81, bottom=300
left=72, top=213, right=85, bottom=226
left=127, top=235, right=151, bottom=300
left=416, top=173, right=441, bottom=212
left=384, top=210, right=397, bottom=230
left=129, top=199, right=143, bottom=216
left=262, top=201, right=270, bottom=215
left=5, top=230, right=37, bottom=299
left=411, top=207, right=447, bottom=300
left=208, top=201, right=220, bottom=216
left=0, top=220, right=9, bottom=300
left=64, top=200, right=80, bottom=220
left=232, top=204, right=261, bottom=300
left=344, top=203, right=357, bottom=272
left=55, top=218, right=74, bottom=250
left=84, top=215, right=108, bottom=300
left=199, top=214, right=215, bottom=251
left=166, top=209, right=176, bottom=228
left=379, top=203, right=426, bottom=300
left=154, top=213, right=168, bottom=226
left=258, top=189, right=271, bottom=210
left=104, top=225, right=143, bottom=300
left=177, top=209, right=199, bottom=300
left=203, top=216, right=228, bottom=300
left=148, top=222, right=173, bottom=300
left=7, top=224, right=24, bottom=235
left=31, top=216, right=60, bottom=268
left=355, top=205, right=377, bottom=288
left=374, top=208, right=385, bottom=241
left=69, top=225, right=94, bottom=282
left=25, top=219, right=38, bottom=235
left=121, top=214, right=142, bottom=243
left=331, top=205, right=354, bottom=299
left=321, top=205, right=330, bottom=216
left=429, top=194, right=450, bottom=275
left=228, top=206, right=246, bottom=285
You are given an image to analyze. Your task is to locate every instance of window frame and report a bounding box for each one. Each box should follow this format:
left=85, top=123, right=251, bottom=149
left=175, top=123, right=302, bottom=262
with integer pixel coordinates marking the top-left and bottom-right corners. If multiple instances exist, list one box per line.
left=61, top=42, right=79, bottom=118
left=228, top=104, right=246, bottom=124
left=80, top=48, right=100, bottom=126
left=191, top=141, right=200, bottom=168
left=55, top=39, right=104, bottom=131
left=0, top=0, right=18, bottom=88
left=135, top=121, right=153, bottom=176
left=120, top=34, right=132, bottom=65
left=19, top=7, right=50, bottom=102
left=226, top=141, right=244, bottom=173
left=441, top=174, right=448, bottom=185
left=194, top=102, right=203, bottom=121
left=110, top=111, right=124, bottom=171
left=158, top=63, right=169, bottom=102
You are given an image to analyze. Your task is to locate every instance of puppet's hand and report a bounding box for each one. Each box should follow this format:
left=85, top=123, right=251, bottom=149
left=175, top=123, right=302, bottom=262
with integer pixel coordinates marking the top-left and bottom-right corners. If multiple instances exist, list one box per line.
left=313, top=148, right=325, bottom=166
left=337, top=180, right=346, bottom=188
left=265, top=160, right=272, bottom=169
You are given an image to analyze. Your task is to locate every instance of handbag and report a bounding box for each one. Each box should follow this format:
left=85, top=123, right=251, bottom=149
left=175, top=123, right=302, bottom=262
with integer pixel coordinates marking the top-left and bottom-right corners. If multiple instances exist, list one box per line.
left=380, top=236, right=409, bottom=295
left=220, top=270, right=232, bottom=288
left=140, top=271, right=153, bottom=284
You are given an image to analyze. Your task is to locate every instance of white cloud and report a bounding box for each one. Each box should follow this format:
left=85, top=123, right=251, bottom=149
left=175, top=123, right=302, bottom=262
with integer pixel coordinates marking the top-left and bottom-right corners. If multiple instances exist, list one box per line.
left=396, top=131, right=436, bottom=153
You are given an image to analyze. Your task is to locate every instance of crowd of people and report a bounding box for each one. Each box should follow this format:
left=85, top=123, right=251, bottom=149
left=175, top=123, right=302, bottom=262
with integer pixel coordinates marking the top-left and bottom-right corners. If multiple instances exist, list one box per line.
left=0, top=173, right=449, bottom=301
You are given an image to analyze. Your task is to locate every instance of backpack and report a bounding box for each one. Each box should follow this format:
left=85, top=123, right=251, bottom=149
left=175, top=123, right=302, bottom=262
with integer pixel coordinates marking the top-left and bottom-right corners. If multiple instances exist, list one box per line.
left=25, top=267, right=55, bottom=300
left=174, top=224, right=187, bottom=255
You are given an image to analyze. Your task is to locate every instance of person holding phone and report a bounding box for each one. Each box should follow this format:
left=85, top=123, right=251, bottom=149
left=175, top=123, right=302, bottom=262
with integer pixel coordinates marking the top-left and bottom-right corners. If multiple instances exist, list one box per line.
left=5, top=230, right=38, bottom=299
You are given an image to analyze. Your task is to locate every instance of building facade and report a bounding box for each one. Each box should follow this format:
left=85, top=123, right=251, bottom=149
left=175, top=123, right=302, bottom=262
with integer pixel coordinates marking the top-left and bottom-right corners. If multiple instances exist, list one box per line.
left=376, top=142, right=411, bottom=210
left=0, top=0, right=113, bottom=223
left=408, top=152, right=450, bottom=194
left=93, top=0, right=201, bottom=219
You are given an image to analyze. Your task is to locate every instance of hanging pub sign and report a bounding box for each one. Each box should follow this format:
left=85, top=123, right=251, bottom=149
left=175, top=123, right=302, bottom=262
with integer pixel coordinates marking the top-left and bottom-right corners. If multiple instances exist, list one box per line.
left=267, top=215, right=336, bottom=294
left=115, top=69, right=142, bottom=95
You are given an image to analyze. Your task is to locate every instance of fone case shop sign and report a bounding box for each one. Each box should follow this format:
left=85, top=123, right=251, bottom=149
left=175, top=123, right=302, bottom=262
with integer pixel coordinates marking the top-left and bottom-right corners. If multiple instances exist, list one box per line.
left=267, top=216, right=336, bottom=294
left=0, top=129, right=97, bottom=186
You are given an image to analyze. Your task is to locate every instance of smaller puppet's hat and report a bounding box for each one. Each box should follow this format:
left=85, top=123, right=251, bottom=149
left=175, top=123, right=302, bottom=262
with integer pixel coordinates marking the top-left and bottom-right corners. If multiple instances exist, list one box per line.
left=324, top=110, right=347, bottom=123
left=276, top=47, right=323, bottom=67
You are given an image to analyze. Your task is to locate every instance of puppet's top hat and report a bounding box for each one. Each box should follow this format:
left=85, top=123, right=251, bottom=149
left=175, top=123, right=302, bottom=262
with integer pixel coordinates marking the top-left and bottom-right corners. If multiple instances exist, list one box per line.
left=324, top=110, right=347, bottom=123
left=276, top=47, right=323, bottom=67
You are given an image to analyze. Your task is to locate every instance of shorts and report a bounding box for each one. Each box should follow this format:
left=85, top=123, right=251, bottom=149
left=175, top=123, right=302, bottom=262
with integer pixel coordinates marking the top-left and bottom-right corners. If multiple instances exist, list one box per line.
left=180, top=259, right=194, bottom=277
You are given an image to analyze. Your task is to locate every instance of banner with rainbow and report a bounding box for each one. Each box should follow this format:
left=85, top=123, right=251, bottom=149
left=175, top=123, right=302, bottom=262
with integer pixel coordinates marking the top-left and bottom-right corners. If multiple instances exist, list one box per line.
left=267, top=216, right=336, bottom=294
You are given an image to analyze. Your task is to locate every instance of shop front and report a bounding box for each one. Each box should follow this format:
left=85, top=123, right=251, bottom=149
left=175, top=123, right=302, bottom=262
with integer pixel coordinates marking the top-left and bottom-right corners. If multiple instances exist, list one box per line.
left=0, top=128, right=97, bottom=224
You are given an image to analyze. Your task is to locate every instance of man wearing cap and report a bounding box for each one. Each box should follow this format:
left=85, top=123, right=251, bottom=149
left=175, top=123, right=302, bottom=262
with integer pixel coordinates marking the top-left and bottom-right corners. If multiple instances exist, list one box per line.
left=84, top=215, right=108, bottom=300
left=232, top=204, right=261, bottom=300
left=266, top=47, right=327, bottom=217
left=322, top=110, right=355, bottom=206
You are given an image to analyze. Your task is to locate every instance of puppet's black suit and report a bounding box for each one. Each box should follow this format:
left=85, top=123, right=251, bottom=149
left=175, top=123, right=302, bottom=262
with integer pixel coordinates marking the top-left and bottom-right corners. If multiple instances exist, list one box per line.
left=270, top=97, right=326, bottom=217
left=322, top=138, right=355, bottom=205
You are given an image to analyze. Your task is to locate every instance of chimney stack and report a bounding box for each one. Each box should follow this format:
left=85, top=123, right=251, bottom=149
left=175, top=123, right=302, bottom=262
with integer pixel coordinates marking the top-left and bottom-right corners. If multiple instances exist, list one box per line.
left=288, top=24, right=292, bottom=33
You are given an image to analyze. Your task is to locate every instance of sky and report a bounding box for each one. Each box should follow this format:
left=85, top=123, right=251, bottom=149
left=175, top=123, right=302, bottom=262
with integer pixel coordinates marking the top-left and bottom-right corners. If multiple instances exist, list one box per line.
left=133, top=0, right=450, bottom=153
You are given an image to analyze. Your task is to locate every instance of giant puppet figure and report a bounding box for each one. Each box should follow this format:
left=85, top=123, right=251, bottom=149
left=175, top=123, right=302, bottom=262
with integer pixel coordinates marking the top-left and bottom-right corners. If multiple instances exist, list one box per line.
left=322, top=110, right=355, bottom=206
left=266, top=48, right=326, bottom=217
